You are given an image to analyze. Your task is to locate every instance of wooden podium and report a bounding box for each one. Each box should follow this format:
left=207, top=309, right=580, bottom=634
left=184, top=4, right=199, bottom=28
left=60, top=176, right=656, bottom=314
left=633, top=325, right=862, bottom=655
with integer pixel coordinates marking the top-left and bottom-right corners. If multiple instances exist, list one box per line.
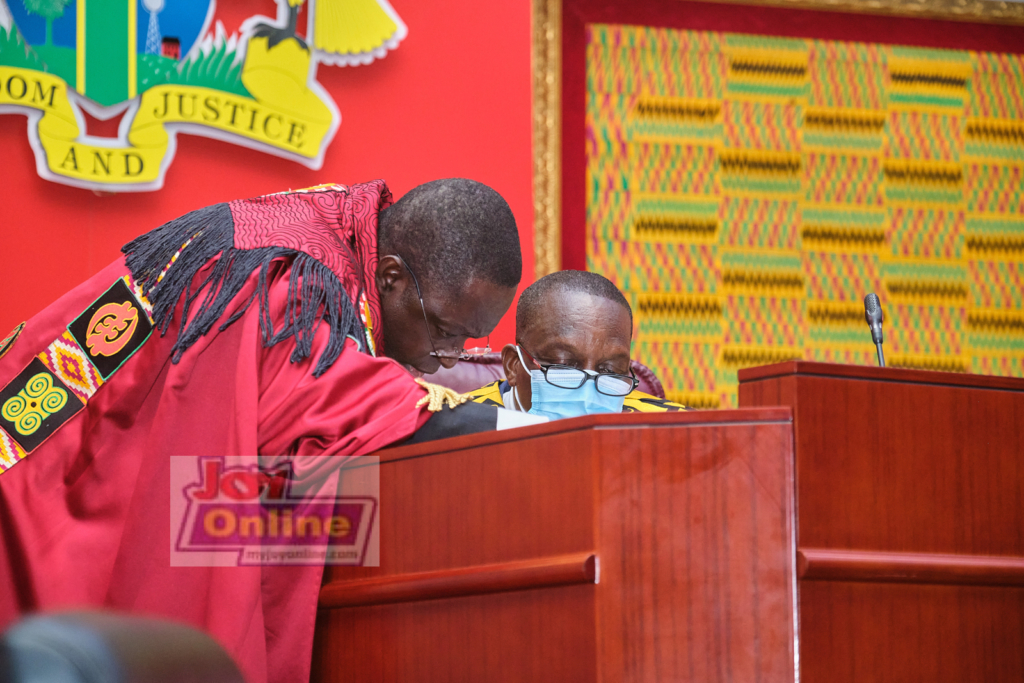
left=311, top=410, right=797, bottom=682
left=739, top=362, right=1024, bottom=683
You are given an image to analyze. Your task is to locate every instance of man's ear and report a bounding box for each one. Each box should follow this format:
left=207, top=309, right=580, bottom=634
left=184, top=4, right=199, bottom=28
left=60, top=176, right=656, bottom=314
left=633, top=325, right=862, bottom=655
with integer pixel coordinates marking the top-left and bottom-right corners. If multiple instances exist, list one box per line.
left=501, top=343, right=520, bottom=386
left=376, top=255, right=407, bottom=294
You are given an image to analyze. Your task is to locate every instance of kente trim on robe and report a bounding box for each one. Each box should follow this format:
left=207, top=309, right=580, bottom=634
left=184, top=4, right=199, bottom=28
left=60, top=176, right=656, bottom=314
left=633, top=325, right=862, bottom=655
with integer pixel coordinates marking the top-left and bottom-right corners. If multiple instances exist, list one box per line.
left=0, top=182, right=389, bottom=475
left=122, top=181, right=390, bottom=378
left=0, top=273, right=154, bottom=473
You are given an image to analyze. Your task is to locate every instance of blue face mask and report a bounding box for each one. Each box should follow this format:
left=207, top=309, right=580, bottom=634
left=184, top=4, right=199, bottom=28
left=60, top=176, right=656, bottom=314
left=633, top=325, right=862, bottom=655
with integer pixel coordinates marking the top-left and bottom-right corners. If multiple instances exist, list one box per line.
left=513, top=347, right=625, bottom=420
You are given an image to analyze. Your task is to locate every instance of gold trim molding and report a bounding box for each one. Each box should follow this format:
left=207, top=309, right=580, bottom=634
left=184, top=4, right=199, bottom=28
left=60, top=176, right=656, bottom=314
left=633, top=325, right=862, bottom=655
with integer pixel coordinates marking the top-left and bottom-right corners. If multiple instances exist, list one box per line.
left=532, top=0, right=562, bottom=279
left=529, top=0, right=1024, bottom=277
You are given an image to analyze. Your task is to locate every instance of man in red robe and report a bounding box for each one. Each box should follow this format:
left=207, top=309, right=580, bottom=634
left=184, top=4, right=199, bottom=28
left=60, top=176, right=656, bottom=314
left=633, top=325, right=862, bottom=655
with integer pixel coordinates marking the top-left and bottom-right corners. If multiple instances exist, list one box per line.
left=0, top=179, right=522, bottom=682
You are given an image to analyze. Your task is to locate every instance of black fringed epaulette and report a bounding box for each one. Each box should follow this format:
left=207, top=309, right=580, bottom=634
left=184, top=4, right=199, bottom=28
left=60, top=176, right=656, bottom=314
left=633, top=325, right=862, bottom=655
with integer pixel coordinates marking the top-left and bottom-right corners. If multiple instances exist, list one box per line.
left=122, top=202, right=366, bottom=377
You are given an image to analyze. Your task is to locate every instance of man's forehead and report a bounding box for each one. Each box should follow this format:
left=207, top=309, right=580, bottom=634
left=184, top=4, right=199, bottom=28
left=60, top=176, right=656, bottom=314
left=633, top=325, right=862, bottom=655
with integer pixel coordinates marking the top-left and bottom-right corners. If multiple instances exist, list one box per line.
left=521, top=291, right=632, bottom=343
left=530, top=289, right=629, bottom=321
left=423, top=276, right=516, bottom=337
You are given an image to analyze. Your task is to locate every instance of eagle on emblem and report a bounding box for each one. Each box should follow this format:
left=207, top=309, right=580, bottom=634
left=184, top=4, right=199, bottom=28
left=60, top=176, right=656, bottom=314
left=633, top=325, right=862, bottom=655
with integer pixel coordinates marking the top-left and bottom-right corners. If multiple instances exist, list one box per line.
left=251, top=0, right=407, bottom=66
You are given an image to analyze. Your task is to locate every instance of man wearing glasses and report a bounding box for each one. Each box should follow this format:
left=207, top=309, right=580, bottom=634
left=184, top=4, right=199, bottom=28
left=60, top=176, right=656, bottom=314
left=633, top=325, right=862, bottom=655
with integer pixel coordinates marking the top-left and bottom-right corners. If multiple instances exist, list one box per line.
left=466, top=270, right=687, bottom=417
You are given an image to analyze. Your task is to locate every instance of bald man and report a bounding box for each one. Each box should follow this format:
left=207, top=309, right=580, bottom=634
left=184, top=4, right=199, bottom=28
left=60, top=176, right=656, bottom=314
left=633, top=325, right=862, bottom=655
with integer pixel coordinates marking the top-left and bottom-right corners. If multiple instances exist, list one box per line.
left=466, top=270, right=687, bottom=417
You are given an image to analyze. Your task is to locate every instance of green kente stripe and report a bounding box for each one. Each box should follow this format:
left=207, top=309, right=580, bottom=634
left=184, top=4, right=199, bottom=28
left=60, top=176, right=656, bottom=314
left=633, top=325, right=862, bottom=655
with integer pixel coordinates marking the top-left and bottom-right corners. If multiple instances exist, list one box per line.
left=966, top=216, right=1024, bottom=234
left=629, top=122, right=723, bottom=141
left=881, top=261, right=965, bottom=279
left=890, top=46, right=971, bottom=63
left=725, top=34, right=807, bottom=52
left=968, top=334, right=1024, bottom=351
left=722, top=177, right=801, bottom=194
left=728, top=82, right=808, bottom=98
left=804, top=207, right=886, bottom=227
left=634, top=197, right=719, bottom=217
left=721, top=251, right=801, bottom=270
left=889, top=92, right=964, bottom=108
left=964, top=142, right=1024, bottom=162
left=638, top=318, right=723, bottom=336
left=808, top=328, right=877, bottom=344
left=886, top=187, right=961, bottom=204
left=803, top=133, right=883, bottom=152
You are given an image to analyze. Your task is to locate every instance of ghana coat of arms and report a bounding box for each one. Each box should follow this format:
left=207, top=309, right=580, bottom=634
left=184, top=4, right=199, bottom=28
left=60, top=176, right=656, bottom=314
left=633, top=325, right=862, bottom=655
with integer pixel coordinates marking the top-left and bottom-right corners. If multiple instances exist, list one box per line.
left=0, top=0, right=405, bottom=190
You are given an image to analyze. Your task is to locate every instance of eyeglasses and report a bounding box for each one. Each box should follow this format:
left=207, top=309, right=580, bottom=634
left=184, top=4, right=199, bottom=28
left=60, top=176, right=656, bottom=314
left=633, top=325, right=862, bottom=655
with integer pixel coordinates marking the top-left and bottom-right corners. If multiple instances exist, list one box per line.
left=517, top=344, right=639, bottom=397
left=395, top=255, right=491, bottom=361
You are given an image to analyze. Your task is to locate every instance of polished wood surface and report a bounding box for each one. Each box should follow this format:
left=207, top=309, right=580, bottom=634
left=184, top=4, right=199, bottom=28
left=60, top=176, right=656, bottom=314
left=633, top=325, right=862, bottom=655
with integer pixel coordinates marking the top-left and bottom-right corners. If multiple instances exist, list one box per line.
left=739, top=359, right=1024, bottom=391
left=798, top=548, right=1024, bottom=586
left=311, top=409, right=797, bottom=683
left=801, top=582, right=1024, bottom=683
left=319, top=552, right=598, bottom=609
left=739, top=361, right=1024, bottom=683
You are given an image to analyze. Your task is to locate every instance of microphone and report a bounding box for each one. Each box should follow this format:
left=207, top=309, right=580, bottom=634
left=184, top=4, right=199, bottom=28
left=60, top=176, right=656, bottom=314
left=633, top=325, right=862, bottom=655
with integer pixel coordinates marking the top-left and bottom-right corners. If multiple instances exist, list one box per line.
left=863, top=293, right=885, bottom=367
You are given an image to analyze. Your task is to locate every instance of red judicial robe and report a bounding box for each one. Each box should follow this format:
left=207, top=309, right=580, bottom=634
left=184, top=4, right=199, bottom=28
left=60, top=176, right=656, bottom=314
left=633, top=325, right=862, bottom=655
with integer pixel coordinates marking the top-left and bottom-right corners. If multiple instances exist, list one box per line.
left=0, top=183, right=430, bottom=682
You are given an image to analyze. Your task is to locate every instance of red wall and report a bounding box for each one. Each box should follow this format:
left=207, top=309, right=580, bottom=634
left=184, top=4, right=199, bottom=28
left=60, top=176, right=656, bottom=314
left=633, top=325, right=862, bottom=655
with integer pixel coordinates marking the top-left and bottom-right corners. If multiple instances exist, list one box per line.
left=0, top=0, right=533, bottom=347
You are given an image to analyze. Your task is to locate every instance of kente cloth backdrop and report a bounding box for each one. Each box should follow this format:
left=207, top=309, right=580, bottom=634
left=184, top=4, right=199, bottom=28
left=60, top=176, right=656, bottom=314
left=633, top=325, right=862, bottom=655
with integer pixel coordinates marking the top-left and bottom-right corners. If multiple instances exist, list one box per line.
left=586, top=23, right=1024, bottom=408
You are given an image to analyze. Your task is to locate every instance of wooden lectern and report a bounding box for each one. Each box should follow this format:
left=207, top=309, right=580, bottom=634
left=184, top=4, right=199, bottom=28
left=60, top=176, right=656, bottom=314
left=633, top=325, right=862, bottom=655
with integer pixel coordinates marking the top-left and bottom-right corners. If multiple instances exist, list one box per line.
left=311, top=410, right=797, bottom=682
left=739, top=361, right=1024, bottom=683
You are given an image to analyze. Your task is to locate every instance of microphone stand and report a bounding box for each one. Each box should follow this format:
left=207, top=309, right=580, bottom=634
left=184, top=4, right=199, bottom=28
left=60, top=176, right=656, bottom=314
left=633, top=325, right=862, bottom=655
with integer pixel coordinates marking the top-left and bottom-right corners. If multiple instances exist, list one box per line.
left=864, top=293, right=886, bottom=368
